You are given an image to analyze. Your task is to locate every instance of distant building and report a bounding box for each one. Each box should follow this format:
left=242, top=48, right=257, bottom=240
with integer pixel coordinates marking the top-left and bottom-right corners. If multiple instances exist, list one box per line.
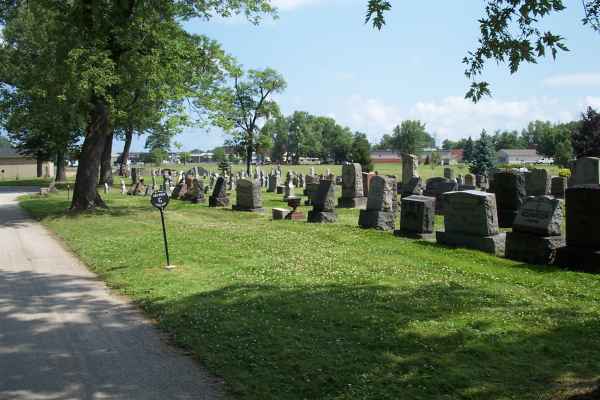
left=496, top=149, right=540, bottom=165
left=370, top=150, right=402, bottom=163
left=440, top=149, right=464, bottom=165
left=0, top=147, right=54, bottom=180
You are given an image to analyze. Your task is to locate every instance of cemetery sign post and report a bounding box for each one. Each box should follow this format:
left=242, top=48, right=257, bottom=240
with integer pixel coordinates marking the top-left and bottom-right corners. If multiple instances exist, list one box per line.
left=151, top=191, right=173, bottom=269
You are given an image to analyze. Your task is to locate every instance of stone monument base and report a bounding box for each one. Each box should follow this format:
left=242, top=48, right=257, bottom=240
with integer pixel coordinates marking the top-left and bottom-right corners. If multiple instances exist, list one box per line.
left=276, top=186, right=284, bottom=194
left=307, top=210, right=337, bottom=223
left=555, top=246, right=600, bottom=273
left=436, top=231, right=506, bottom=256
left=458, top=185, right=476, bottom=191
left=286, top=211, right=305, bottom=221
left=358, top=210, right=395, bottom=231
left=393, top=230, right=435, bottom=240
left=497, top=209, right=518, bottom=228
left=505, top=231, right=564, bottom=265
left=337, top=196, right=367, bottom=209
left=272, top=208, right=290, bottom=220
left=232, top=205, right=264, bottom=213
left=209, top=196, right=229, bottom=207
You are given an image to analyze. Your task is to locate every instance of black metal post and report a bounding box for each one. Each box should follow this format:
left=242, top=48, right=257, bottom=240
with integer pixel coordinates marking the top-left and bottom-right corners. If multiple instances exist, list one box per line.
left=159, top=208, right=170, bottom=266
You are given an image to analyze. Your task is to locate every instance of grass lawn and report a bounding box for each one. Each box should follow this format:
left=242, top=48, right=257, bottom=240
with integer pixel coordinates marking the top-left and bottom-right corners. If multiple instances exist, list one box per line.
left=0, top=177, right=54, bottom=187
left=19, top=189, right=600, bottom=400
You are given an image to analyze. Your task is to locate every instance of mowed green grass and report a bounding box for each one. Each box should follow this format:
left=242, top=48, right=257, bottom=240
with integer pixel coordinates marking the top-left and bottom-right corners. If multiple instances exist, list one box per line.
left=20, top=189, right=600, bottom=400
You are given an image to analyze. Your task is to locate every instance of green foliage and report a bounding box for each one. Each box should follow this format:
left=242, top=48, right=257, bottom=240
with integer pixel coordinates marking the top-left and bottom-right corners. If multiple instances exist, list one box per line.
left=384, top=120, right=434, bottom=155
left=0, top=135, right=10, bottom=149
left=463, top=137, right=475, bottom=163
left=470, top=130, right=496, bottom=175
left=179, top=152, right=192, bottom=164
left=149, top=148, right=168, bottom=165
left=572, top=107, right=600, bottom=158
left=351, top=132, right=373, bottom=172
left=212, top=147, right=227, bottom=163
left=558, top=168, right=572, bottom=177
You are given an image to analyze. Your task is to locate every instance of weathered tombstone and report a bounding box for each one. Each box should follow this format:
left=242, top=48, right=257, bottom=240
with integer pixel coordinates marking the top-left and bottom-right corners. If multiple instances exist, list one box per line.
left=436, top=190, right=506, bottom=255
left=283, top=181, right=295, bottom=201
left=233, top=179, right=264, bottom=212
left=120, top=178, right=127, bottom=195
left=304, top=182, right=319, bottom=206
left=170, top=177, right=188, bottom=200
left=569, top=157, right=600, bottom=186
left=131, top=167, right=142, bottom=185
left=267, top=174, right=279, bottom=193
left=423, top=177, right=458, bottom=214
left=128, top=178, right=146, bottom=196
left=556, top=185, right=600, bottom=271
left=490, top=171, right=526, bottom=228
left=308, top=179, right=337, bottom=223
left=402, top=176, right=424, bottom=197
left=460, top=173, right=476, bottom=191
left=443, top=167, right=455, bottom=180
left=338, top=163, right=367, bottom=208
left=550, top=176, right=567, bottom=198
left=272, top=208, right=290, bottom=220
left=402, top=153, right=419, bottom=189
left=209, top=177, right=229, bottom=207
left=185, top=178, right=205, bottom=203
left=362, top=172, right=376, bottom=197
left=505, top=196, right=564, bottom=265
left=387, top=176, right=399, bottom=213
left=394, top=195, right=435, bottom=239
left=358, top=176, right=395, bottom=231
left=525, top=168, right=551, bottom=196
left=476, top=174, right=488, bottom=190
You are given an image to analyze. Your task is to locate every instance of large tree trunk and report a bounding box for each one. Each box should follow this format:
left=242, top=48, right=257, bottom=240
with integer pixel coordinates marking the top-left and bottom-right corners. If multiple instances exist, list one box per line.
left=55, top=150, right=67, bottom=182
left=246, top=142, right=252, bottom=176
left=70, top=100, right=110, bottom=210
left=99, top=131, right=114, bottom=185
left=36, top=157, right=43, bottom=178
left=119, top=126, right=133, bottom=176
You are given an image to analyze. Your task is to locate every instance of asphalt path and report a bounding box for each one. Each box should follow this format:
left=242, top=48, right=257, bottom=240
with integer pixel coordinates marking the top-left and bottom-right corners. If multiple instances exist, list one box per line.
left=0, top=188, right=222, bottom=400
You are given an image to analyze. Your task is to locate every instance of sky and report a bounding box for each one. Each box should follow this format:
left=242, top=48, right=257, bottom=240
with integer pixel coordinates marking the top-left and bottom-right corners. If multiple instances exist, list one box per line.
left=121, top=0, right=600, bottom=152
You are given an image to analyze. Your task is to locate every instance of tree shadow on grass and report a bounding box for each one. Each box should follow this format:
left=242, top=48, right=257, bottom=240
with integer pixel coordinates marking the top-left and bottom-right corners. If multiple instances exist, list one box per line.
left=160, top=283, right=600, bottom=400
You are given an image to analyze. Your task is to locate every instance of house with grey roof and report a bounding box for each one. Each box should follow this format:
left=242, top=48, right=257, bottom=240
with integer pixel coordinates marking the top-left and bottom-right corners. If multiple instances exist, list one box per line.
left=0, top=147, right=54, bottom=180
left=496, top=149, right=541, bottom=165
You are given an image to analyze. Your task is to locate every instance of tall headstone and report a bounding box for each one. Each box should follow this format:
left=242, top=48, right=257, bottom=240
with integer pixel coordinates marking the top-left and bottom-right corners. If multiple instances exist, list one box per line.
left=556, top=185, right=600, bottom=271
left=267, top=174, right=279, bottom=193
left=436, top=190, right=506, bottom=255
left=490, top=171, right=526, bottom=228
left=402, top=176, right=424, bottom=198
left=184, top=178, right=205, bottom=203
left=232, top=179, right=264, bottom=212
left=394, top=195, right=435, bottom=239
left=525, top=168, right=551, bottom=196
left=443, top=167, right=455, bottom=180
left=128, top=178, right=146, bottom=196
left=338, top=163, right=367, bottom=208
left=358, top=176, right=395, bottom=231
left=283, top=181, right=296, bottom=201
left=209, top=177, right=229, bottom=207
left=424, top=177, right=458, bottom=214
left=550, top=176, right=567, bottom=198
left=308, top=180, right=337, bottom=223
left=570, top=157, right=600, bottom=186
left=506, top=196, right=564, bottom=265
left=402, top=153, right=419, bottom=189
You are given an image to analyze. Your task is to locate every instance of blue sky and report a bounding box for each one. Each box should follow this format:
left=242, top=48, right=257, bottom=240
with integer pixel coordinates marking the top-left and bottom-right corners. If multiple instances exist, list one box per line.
left=122, top=0, right=600, bottom=151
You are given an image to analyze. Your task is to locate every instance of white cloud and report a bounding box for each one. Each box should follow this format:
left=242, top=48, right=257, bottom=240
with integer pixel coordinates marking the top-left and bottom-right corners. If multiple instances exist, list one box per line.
left=542, top=73, right=600, bottom=88
left=583, top=96, right=600, bottom=110
left=339, top=95, right=580, bottom=145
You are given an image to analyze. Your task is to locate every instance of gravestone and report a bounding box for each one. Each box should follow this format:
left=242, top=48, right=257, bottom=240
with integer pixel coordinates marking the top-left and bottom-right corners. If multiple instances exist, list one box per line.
left=185, top=178, right=205, bottom=204
left=424, top=177, right=458, bottom=214
left=232, top=179, right=264, bottom=212
left=128, top=178, right=146, bottom=196
left=267, top=174, right=279, bottom=193
left=304, top=182, right=319, bottom=206
left=362, top=172, right=376, bottom=197
left=120, top=179, right=127, bottom=195
left=276, top=185, right=285, bottom=195
left=394, top=195, right=435, bottom=239
left=436, top=190, right=506, bottom=255
left=402, top=176, right=424, bottom=197
left=283, top=181, right=295, bottom=201
left=338, top=163, right=367, bottom=208
left=526, top=168, right=551, bottom=196
left=556, top=185, right=600, bottom=271
left=506, top=196, right=564, bottom=265
left=570, top=157, right=600, bottom=186
left=131, top=167, right=142, bottom=185
left=460, top=173, right=476, bottom=191
left=358, top=176, right=396, bottom=231
left=402, top=153, right=419, bottom=190
left=443, top=167, right=455, bottom=180
left=171, top=177, right=188, bottom=200
left=551, top=176, right=567, bottom=198
left=209, top=177, right=229, bottom=207
left=308, top=179, right=337, bottom=223
left=272, top=208, right=290, bottom=220
left=490, top=171, right=526, bottom=228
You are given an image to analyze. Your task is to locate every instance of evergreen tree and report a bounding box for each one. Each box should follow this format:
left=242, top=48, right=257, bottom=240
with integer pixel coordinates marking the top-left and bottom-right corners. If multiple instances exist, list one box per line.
left=463, top=136, right=474, bottom=163
left=572, top=107, right=600, bottom=158
left=469, top=130, right=495, bottom=176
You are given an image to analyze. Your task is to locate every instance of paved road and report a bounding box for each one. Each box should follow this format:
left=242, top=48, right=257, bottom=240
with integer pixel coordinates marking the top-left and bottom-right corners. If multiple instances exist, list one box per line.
left=0, top=188, right=223, bottom=400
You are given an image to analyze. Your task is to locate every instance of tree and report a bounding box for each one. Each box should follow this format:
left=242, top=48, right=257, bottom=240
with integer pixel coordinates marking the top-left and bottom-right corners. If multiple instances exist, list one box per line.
left=463, top=137, right=475, bottom=163
left=366, top=0, right=600, bottom=101
left=261, top=115, right=290, bottom=163
left=1, top=0, right=268, bottom=210
left=179, top=152, right=192, bottom=165
left=213, top=147, right=227, bottom=163
left=554, top=139, right=574, bottom=167
left=470, top=130, right=496, bottom=176
left=150, top=148, right=168, bottom=166
left=492, top=130, right=521, bottom=151
left=203, top=67, right=286, bottom=174
left=389, top=121, right=434, bottom=155
left=351, top=132, right=373, bottom=172
left=572, top=107, right=600, bottom=158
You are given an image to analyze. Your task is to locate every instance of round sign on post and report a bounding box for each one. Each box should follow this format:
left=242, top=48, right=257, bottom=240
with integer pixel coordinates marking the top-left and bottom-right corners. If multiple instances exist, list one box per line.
left=151, top=191, right=174, bottom=269
left=151, top=191, right=170, bottom=210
